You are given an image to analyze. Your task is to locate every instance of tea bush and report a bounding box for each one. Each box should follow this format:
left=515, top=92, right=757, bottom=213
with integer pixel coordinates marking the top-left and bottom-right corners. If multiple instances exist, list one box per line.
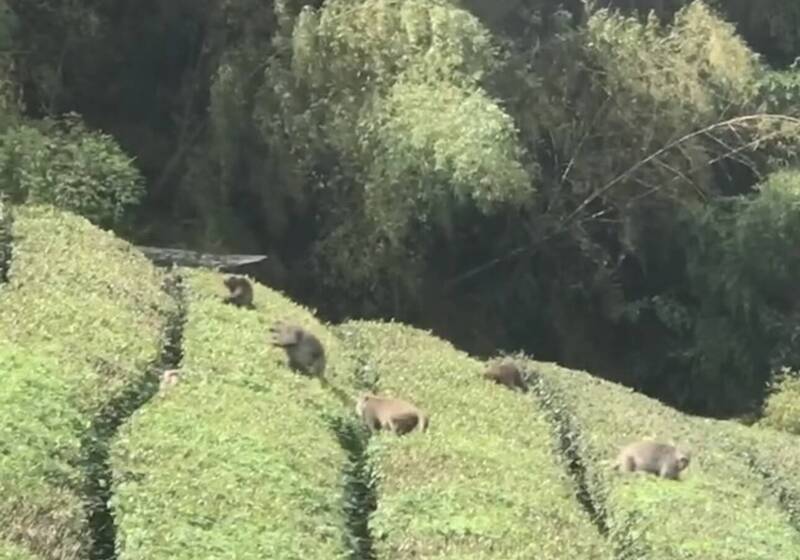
left=0, top=205, right=169, bottom=558
left=111, top=270, right=356, bottom=560
left=0, top=540, right=39, bottom=560
left=760, top=370, right=800, bottom=435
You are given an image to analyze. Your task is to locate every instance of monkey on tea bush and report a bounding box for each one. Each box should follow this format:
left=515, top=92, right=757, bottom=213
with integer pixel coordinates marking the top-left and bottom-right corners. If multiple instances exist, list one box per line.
left=223, top=276, right=254, bottom=309
left=614, top=440, right=691, bottom=480
left=355, top=393, right=429, bottom=435
left=270, top=322, right=326, bottom=377
left=483, top=360, right=528, bottom=393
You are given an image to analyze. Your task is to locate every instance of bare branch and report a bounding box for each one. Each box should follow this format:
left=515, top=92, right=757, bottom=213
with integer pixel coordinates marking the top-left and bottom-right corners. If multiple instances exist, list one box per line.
left=558, top=114, right=800, bottom=230
left=445, top=113, right=800, bottom=290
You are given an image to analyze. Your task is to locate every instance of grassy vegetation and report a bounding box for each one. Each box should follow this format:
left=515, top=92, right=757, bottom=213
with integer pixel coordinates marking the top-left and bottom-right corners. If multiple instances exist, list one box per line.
left=334, top=320, right=611, bottom=559
left=528, top=359, right=800, bottom=559
left=0, top=540, right=39, bottom=560
left=110, top=269, right=358, bottom=560
left=695, top=414, right=800, bottom=532
left=0, top=205, right=170, bottom=558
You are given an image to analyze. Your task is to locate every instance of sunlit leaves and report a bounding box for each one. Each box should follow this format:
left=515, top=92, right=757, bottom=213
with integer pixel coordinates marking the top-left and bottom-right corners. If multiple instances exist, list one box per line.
left=286, top=0, right=532, bottom=274
left=292, top=0, right=497, bottom=95
left=362, top=77, right=533, bottom=238
left=0, top=115, right=145, bottom=229
left=761, top=368, right=800, bottom=435
left=586, top=2, right=760, bottom=120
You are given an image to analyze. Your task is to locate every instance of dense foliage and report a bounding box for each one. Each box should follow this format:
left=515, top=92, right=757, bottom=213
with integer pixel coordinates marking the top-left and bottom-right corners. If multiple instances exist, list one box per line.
left=4, top=0, right=800, bottom=416
left=0, top=115, right=144, bottom=229
left=0, top=196, right=10, bottom=281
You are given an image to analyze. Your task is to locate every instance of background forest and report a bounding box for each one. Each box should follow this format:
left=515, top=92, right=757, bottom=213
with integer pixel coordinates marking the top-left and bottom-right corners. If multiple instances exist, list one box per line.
left=2, top=0, right=800, bottom=419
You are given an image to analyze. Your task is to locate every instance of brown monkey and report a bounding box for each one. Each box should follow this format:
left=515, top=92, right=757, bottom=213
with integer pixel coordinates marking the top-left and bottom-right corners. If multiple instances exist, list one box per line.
left=269, top=322, right=326, bottom=377
left=355, top=393, right=429, bottom=436
left=483, top=361, right=528, bottom=393
left=614, top=440, right=691, bottom=480
left=159, top=369, right=180, bottom=393
left=223, top=276, right=254, bottom=309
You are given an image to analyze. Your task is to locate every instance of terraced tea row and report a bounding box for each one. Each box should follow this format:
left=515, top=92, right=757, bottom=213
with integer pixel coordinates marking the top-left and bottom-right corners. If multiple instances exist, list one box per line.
left=110, top=270, right=358, bottom=560
left=0, top=205, right=171, bottom=559
left=530, top=360, right=800, bottom=559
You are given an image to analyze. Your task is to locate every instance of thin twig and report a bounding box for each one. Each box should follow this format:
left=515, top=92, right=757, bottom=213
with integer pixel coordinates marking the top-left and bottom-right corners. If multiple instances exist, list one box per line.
left=445, top=113, right=800, bottom=290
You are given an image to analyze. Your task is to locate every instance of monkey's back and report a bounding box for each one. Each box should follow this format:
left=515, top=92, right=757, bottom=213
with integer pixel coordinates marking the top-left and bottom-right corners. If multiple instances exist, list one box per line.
left=485, top=362, right=527, bottom=391
left=618, top=441, right=677, bottom=474
left=288, top=332, right=326, bottom=376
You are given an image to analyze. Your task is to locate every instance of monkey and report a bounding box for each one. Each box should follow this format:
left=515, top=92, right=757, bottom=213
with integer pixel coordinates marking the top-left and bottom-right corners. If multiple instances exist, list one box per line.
left=223, top=276, right=254, bottom=309
left=483, top=360, right=528, bottom=393
left=159, top=369, right=180, bottom=393
left=613, top=440, right=691, bottom=480
left=355, top=393, right=429, bottom=436
left=269, top=322, right=326, bottom=377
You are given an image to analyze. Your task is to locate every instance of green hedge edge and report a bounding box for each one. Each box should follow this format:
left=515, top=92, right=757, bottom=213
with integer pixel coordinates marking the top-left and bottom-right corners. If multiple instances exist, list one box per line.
left=0, top=205, right=170, bottom=559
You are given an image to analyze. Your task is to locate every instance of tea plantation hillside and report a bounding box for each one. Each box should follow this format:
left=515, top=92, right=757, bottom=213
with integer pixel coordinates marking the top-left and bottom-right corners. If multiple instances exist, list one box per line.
left=3, top=204, right=800, bottom=559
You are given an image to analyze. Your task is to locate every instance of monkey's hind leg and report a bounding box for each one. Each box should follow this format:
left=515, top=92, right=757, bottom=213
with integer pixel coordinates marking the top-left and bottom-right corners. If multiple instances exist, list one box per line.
left=618, top=456, right=637, bottom=473
left=659, top=463, right=679, bottom=480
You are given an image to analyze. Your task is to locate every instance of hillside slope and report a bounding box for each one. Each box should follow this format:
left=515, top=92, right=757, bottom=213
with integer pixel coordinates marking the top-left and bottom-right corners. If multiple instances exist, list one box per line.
left=3, top=206, right=800, bottom=559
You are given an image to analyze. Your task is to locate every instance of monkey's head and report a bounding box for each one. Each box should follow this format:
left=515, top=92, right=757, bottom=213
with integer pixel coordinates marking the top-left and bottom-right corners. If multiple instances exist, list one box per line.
left=674, top=448, right=691, bottom=471
left=269, top=323, right=303, bottom=348
left=224, top=276, right=244, bottom=290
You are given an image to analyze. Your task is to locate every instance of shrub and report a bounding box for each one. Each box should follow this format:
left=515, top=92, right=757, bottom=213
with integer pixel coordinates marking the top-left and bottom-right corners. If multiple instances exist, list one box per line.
left=335, top=320, right=610, bottom=559
left=111, top=270, right=355, bottom=560
left=0, top=205, right=169, bottom=557
left=0, top=345, right=88, bottom=559
left=0, top=540, right=39, bottom=560
left=529, top=360, right=800, bottom=559
left=0, top=115, right=144, bottom=229
left=760, top=368, right=800, bottom=435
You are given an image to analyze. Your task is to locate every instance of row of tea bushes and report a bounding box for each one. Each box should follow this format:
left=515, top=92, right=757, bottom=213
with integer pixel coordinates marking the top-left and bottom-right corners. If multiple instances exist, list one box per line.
left=691, top=412, right=800, bottom=533
left=111, top=269, right=357, bottom=559
left=529, top=360, right=800, bottom=560
left=335, top=320, right=611, bottom=559
left=0, top=205, right=170, bottom=558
